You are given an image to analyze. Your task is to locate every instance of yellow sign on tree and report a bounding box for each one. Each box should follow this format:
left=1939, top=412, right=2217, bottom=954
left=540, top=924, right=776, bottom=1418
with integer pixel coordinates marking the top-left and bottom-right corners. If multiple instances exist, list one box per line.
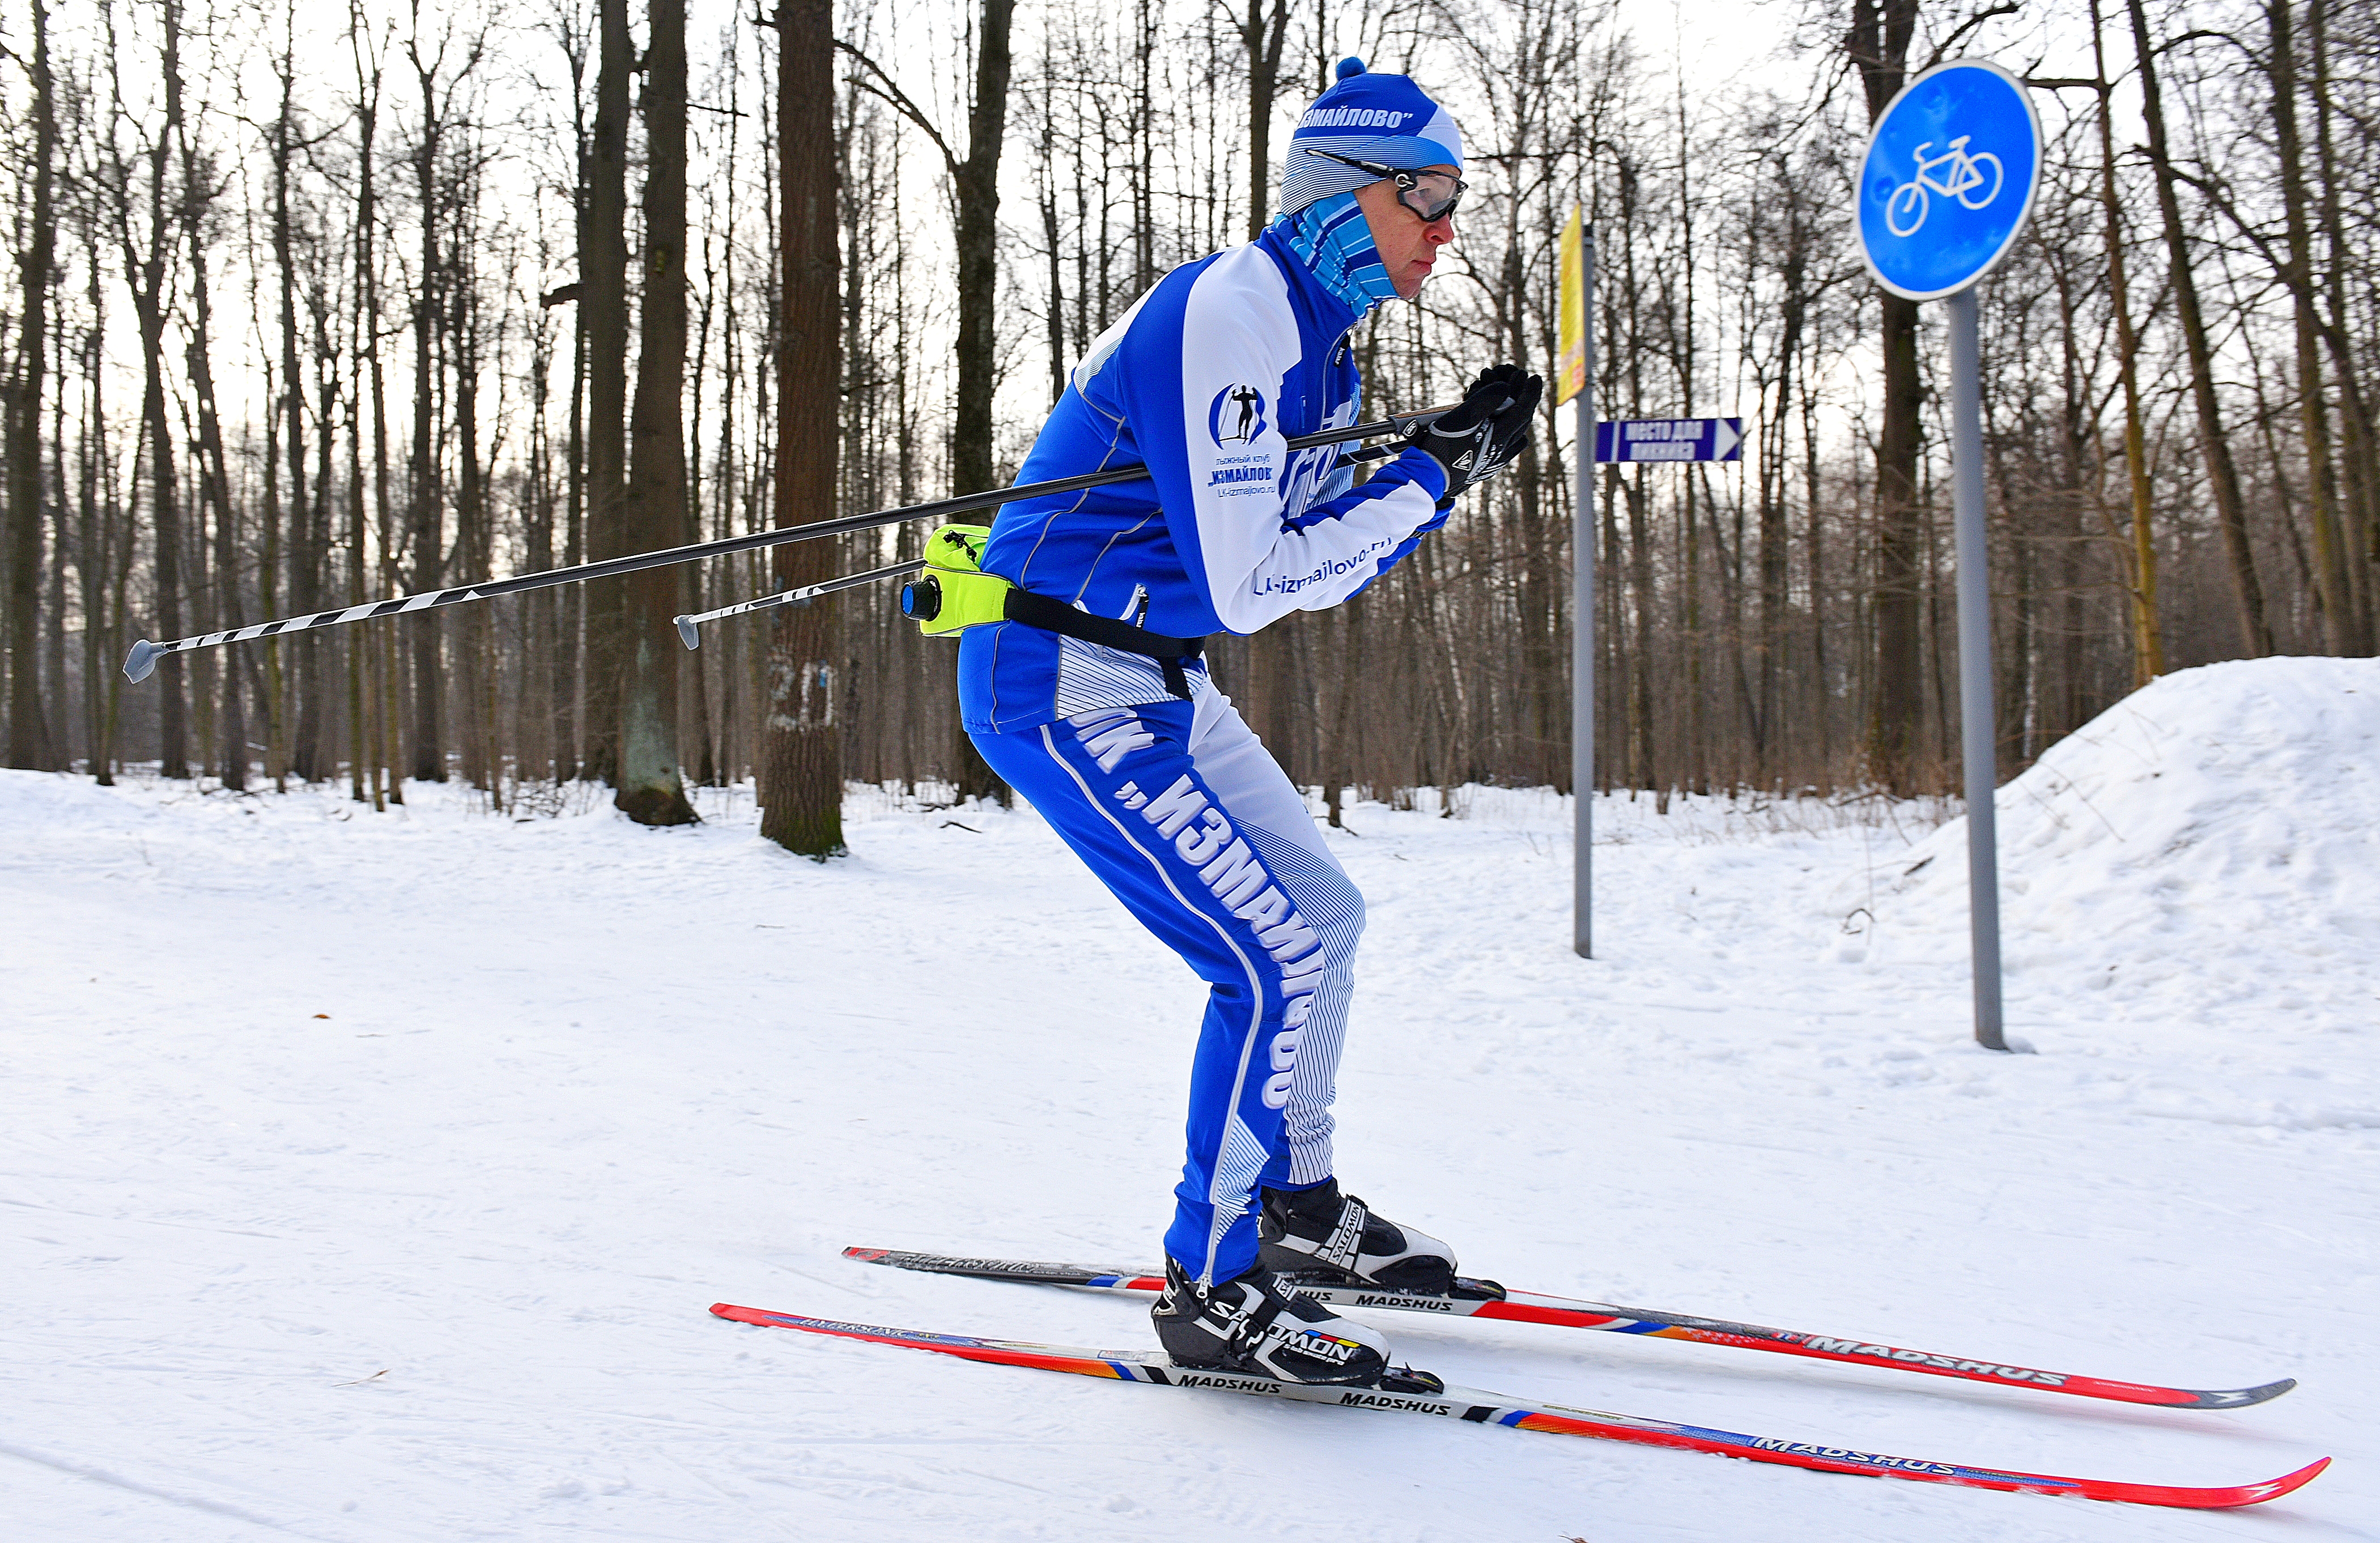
left=1555, top=205, right=1586, bottom=406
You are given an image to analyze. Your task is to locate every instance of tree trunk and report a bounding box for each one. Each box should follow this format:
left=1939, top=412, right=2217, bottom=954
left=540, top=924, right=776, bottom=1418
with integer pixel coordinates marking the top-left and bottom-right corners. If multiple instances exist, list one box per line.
left=581, top=0, right=634, bottom=785
left=6, top=0, right=58, bottom=769
left=618, top=0, right=698, bottom=825
left=2309, top=0, right=2380, bottom=618
left=759, top=0, right=845, bottom=856
left=307, top=290, right=338, bottom=785
left=76, top=237, right=115, bottom=783
left=1242, top=0, right=1288, bottom=240
left=407, top=42, right=446, bottom=781
left=454, top=280, right=495, bottom=795
left=1622, top=469, right=1656, bottom=789
left=117, top=0, right=190, bottom=776
left=180, top=103, right=243, bottom=792
left=1234, top=0, right=1296, bottom=791
left=1851, top=0, right=1924, bottom=793
left=2128, top=0, right=2272, bottom=657
left=271, top=25, right=309, bottom=784
left=1868, top=286, right=1925, bottom=788
left=84, top=295, right=108, bottom=775
left=2266, top=0, right=2363, bottom=654
left=2089, top=0, right=2164, bottom=685
left=950, top=0, right=1013, bottom=497
left=550, top=16, right=594, bottom=784
left=943, top=0, right=1015, bottom=804
left=348, top=224, right=372, bottom=805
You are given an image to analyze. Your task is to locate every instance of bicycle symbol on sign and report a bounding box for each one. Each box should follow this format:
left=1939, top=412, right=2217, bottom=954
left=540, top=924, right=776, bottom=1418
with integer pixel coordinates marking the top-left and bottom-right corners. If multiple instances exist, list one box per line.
left=1884, top=135, right=2004, bottom=237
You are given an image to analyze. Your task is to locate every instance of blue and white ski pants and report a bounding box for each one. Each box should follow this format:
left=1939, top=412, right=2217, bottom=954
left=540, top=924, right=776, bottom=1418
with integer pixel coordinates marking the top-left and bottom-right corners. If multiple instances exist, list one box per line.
left=973, top=685, right=1362, bottom=1285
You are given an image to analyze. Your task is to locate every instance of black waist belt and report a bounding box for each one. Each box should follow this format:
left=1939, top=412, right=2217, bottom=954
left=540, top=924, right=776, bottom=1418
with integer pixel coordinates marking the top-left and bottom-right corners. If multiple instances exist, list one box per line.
left=1003, top=588, right=1209, bottom=701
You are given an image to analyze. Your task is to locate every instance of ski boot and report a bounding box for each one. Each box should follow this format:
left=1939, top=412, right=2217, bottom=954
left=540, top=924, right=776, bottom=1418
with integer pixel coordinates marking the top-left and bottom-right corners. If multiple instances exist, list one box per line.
left=1257, top=1178, right=1459, bottom=1295
left=1151, top=1257, right=1435, bottom=1390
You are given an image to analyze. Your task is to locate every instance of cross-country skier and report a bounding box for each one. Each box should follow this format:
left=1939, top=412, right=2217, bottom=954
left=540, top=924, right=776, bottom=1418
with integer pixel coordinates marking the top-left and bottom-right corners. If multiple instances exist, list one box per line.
left=959, top=59, right=1540, bottom=1388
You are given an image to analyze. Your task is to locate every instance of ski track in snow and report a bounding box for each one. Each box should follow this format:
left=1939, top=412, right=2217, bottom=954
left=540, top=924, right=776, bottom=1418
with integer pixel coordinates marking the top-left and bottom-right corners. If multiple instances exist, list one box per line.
left=5, top=658, right=2375, bottom=1541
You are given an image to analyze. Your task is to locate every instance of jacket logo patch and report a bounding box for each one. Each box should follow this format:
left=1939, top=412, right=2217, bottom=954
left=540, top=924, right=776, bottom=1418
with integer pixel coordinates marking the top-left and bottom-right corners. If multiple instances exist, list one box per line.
left=1209, top=384, right=1269, bottom=446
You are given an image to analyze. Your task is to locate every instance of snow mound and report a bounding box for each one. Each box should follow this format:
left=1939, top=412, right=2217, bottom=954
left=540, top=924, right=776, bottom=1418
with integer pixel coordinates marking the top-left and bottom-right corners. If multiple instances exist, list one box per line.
left=1869, top=656, right=2380, bottom=1020
left=0, top=768, right=152, bottom=827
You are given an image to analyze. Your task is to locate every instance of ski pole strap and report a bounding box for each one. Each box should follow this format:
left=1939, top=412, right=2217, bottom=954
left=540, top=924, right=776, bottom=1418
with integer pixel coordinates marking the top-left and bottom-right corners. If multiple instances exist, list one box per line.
left=1001, top=588, right=1209, bottom=701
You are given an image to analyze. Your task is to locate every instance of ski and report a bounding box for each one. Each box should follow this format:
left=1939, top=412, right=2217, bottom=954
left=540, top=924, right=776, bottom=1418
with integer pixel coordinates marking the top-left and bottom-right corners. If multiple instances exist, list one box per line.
left=842, top=1246, right=2294, bottom=1411
left=711, top=1302, right=2326, bottom=1510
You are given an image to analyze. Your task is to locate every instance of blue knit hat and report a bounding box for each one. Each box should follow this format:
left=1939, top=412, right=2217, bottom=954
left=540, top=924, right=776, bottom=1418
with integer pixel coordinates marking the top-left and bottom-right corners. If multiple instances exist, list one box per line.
left=1280, top=59, right=1465, bottom=218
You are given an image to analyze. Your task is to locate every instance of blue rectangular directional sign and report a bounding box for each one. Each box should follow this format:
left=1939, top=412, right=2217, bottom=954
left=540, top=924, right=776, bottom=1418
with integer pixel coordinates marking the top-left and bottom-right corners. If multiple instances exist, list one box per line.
left=1594, top=417, right=1744, bottom=464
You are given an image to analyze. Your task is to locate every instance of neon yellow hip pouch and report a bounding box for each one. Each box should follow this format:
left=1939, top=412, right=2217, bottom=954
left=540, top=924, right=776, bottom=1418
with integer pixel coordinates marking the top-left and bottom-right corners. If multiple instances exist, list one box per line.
left=898, top=525, right=1009, bottom=636
left=899, top=522, right=1211, bottom=699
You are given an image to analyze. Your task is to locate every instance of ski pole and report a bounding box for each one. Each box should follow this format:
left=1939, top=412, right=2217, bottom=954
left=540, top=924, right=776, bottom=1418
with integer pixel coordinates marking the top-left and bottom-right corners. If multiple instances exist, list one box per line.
left=669, top=439, right=1418, bottom=649
left=121, top=403, right=1459, bottom=684
left=673, top=558, right=923, bottom=649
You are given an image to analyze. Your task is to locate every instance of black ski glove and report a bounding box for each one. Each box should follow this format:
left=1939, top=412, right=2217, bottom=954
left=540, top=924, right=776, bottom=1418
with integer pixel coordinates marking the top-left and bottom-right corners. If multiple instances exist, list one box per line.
left=1473, top=368, right=1542, bottom=488
left=1404, top=364, right=1545, bottom=506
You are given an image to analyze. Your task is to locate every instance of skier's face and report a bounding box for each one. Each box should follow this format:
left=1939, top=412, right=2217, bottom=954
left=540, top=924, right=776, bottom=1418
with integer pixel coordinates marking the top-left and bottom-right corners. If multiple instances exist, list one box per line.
left=1355, top=170, right=1458, bottom=299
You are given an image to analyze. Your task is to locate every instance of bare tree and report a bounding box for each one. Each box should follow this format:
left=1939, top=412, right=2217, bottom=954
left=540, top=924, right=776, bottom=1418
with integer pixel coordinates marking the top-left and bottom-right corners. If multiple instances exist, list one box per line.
left=759, top=0, right=844, bottom=856
left=5, top=0, right=2370, bottom=821
left=2088, top=0, right=2164, bottom=686
left=617, top=0, right=698, bottom=823
left=835, top=2, right=1014, bottom=802
left=5, top=0, right=60, bottom=767
left=102, top=0, right=193, bottom=776
left=579, top=0, right=633, bottom=785
left=1848, top=0, right=1924, bottom=794
left=2127, top=0, right=2271, bottom=657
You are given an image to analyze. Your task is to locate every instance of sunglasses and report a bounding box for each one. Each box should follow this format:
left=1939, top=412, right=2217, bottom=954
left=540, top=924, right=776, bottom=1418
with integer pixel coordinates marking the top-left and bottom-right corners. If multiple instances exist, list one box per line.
left=1301, top=147, right=1466, bottom=224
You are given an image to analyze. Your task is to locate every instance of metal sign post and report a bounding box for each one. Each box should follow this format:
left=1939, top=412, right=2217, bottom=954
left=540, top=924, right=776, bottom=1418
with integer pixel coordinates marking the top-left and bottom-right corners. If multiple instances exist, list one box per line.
left=1557, top=210, right=1596, bottom=958
left=1556, top=215, right=1748, bottom=959
left=1856, top=58, right=2043, bottom=1052
left=1945, top=285, right=2004, bottom=1045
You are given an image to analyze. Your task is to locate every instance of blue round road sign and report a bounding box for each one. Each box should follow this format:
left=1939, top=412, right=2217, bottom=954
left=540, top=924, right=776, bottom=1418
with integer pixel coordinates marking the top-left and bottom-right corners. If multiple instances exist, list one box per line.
left=1858, top=58, right=2042, bottom=301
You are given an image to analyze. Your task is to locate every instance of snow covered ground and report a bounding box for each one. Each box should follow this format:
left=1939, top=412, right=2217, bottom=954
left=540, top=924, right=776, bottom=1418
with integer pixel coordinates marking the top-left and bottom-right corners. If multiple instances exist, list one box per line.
left=5, top=657, right=2375, bottom=1542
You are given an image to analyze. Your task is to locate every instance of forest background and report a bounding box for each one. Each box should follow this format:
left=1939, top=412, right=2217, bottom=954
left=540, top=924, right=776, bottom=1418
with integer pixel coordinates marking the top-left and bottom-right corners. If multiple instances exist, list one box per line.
left=0, top=0, right=2373, bottom=853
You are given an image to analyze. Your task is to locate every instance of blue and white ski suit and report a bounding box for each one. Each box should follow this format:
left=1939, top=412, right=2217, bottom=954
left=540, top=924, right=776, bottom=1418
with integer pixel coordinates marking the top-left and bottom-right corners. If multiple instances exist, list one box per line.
left=962, top=194, right=1452, bottom=1285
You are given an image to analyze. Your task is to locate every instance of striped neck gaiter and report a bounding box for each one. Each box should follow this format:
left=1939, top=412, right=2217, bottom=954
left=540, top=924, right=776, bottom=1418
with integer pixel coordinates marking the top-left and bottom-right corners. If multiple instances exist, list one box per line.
left=1274, top=191, right=1400, bottom=319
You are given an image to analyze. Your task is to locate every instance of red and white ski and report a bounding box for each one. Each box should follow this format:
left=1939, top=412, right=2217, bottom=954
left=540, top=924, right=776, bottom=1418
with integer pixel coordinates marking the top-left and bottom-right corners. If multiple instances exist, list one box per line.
left=712, top=1302, right=2327, bottom=1510
left=842, top=1246, right=2295, bottom=1410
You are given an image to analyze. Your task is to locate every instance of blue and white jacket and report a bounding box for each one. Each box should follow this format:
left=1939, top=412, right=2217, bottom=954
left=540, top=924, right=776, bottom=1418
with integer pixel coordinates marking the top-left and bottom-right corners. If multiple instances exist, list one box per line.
left=958, top=195, right=1452, bottom=736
